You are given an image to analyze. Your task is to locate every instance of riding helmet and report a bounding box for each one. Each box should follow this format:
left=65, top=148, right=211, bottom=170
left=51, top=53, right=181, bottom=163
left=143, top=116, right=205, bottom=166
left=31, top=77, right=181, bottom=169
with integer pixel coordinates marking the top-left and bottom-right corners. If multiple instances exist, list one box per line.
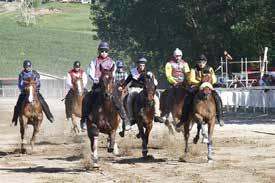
left=116, top=60, right=124, bottom=68
left=23, top=59, right=32, bottom=68
left=98, top=42, right=109, bottom=50
left=73, top=61, right=81, bottom=68
left=173, top=48, right=183, bottom=57
left=137, top=57, right=147, bottom=64
left=199, top=54, right=207, bottom=62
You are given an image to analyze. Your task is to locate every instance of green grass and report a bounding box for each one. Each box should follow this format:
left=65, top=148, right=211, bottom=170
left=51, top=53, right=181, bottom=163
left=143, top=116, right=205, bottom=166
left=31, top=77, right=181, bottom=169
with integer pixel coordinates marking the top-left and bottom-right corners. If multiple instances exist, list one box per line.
left=0, top=2, right=98, bottom=77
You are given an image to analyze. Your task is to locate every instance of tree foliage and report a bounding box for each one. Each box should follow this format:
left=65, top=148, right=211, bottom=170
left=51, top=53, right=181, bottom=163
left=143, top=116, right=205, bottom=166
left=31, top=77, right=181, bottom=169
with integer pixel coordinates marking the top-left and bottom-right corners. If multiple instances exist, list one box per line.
left=90, top=0, right=272, bottom=73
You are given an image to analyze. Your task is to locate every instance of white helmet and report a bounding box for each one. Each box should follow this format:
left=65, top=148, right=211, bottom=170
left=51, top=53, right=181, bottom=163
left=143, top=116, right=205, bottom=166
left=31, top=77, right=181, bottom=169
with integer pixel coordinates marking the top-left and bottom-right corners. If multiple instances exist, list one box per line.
left=173, top=48, right=182, bottom=57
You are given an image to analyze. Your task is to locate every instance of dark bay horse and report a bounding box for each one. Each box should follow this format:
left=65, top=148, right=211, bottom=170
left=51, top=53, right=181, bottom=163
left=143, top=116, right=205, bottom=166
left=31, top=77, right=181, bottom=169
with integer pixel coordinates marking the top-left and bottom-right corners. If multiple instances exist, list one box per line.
left=19, top=78, right=43, bottom=153
left=132, top=74, right=156, bottom=157
left=86, top=65, right=120, bottom=168
left=183, top=73, right=216, bottom=163
left=68, top=77, right=86, bottom=133
left=160, top=82, right=188, bottom=134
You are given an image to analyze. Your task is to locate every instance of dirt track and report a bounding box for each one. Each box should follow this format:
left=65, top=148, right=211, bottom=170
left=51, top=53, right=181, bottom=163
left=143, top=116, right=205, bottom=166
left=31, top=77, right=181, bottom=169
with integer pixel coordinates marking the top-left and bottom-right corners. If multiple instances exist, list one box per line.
left=0, top=98, right=275, bottom=183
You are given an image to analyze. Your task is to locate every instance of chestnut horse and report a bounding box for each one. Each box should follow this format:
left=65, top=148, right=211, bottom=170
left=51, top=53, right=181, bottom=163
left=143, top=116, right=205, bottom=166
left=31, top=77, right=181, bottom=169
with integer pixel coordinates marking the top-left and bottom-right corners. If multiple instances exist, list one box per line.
left=86, top=65, right=120, bottom=168
left=160, top=82, right=188, bottom=134
left=183, top=73, right=216, bottom=163
left=19, top=78, right=43, bottom=153
left=132, top=74, right=156, bottom=157
left=68, top=77, right=86, bottom=133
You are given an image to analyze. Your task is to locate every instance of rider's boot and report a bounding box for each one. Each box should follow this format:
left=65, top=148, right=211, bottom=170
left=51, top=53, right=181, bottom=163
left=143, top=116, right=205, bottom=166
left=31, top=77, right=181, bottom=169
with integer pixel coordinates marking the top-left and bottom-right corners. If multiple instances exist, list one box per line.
left=212, top=90, right=224, bottom=127
left=37, top=93, right=54, bottom=123
left=11, top=93, right=25, bottom=126
left=153, top=95, right=165, bottom=123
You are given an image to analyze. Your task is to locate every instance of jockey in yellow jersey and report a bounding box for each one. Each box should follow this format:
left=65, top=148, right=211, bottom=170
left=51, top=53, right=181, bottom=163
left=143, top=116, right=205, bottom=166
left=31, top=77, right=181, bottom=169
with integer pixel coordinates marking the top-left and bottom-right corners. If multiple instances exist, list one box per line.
left=165, top=48, right=190, bottom=86
left=176, top=54, right=224, bottom=128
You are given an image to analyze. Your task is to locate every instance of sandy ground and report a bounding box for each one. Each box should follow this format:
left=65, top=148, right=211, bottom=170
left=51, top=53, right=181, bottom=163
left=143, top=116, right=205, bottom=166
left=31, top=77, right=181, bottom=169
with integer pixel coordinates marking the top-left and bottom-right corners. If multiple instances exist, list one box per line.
left=0, top=98, right=275, bottom=183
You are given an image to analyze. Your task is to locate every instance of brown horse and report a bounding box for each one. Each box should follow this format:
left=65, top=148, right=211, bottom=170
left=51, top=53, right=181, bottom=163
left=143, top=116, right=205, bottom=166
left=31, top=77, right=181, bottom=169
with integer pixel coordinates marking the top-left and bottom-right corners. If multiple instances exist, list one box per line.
left=160, top=83, right=188, bottom=134
left=86, top=65, right=120, bottom=168
left=183, top=73, right=216, bottom=163
left=19, top=78, right=43, bottom=153
left=132, top=74, right=156, bottom=157
left=68, top=77, right=86, bottom=133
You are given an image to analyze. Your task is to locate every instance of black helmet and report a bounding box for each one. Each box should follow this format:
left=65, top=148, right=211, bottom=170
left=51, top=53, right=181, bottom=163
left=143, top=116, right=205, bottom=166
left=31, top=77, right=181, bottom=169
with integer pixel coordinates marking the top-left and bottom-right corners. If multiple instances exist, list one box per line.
left=23, top=59, right=32, bottom=68
left=116, top=60, right=124, bottom=68
left=137, top=57, right=147, bottom=64
left=98, top=42, right=109, bottom=50
left=73, top=61, right=81, bottom=68
left=198, top=54, right=207, bottom=62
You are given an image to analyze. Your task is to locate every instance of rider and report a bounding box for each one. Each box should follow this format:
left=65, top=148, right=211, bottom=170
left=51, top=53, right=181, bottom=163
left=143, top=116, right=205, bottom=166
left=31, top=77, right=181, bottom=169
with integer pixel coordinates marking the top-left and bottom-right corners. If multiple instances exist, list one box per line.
left=119, top=56, right=165, bottom=124
left=176, top=54, right=224, bottom=129
left=165, top=48, right=190, bottom=86
left=11, top=60, right=55, bottom=126
left=115, top=60, right=128, bottom=84
left=64, top=61, right=88, bottom=120
left=80, top=42, right=131, bottom=131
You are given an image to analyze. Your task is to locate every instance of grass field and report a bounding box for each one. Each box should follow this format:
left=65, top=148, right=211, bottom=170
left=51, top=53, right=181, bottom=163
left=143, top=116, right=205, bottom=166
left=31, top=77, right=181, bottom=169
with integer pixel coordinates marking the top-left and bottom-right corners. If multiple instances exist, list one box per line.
left=0, top=2, right=98, bottom=77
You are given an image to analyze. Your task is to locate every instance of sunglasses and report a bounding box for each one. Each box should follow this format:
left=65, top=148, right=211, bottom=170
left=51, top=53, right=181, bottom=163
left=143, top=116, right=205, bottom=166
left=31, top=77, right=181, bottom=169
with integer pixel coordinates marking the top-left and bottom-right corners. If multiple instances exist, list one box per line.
left=100, top=50, right=108, bottom=53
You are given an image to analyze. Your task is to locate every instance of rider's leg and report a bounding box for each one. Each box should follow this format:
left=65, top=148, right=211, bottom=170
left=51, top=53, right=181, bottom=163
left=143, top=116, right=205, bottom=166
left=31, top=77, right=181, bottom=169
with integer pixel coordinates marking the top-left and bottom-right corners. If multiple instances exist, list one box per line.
left=37, top=92, right=54, bottom=123
left=112, top=96, right=131, bottom=131
left=153, top=95, right=165, bottom=123
left=212, top=90, right=224, bottom=126
left=12, top=93, right=26, bottom=125
left=65, top=89, right=73, bottom=120
left=176, top=92, right=194, bottom=128
left=80, top=91, right=92, bottom=129
left=127, top=91, right=136, bottom=124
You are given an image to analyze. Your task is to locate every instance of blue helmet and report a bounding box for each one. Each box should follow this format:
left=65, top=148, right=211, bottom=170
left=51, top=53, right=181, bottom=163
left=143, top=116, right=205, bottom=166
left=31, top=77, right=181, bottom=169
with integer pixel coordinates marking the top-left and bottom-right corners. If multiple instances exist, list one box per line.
left=23, top=59, right=32, bottom=68
left=73, top=60, right=81, bottom=68
left=98, top=42, right=109, bottom=50
left=136, top=57, right=147, bottom=64
left=116, top=60, right=124, bottom=68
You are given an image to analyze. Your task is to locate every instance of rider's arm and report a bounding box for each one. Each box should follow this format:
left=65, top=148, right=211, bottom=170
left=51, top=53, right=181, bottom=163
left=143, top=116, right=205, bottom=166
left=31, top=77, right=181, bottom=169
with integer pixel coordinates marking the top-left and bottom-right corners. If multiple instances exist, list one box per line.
left=82, top=72, right=88, bottom=88
left=122, top=74, right=133, bottom=88
left=87, top=60, right=98, bottom=83
left=184, top=62, right=190, bottom=73
left=32, top=70, right=41, bottom=90
left=189, top=69, right=200, bottom=85
left=165, top=62, right=177, bottom=85
left=18, top=73, right=24, bottom=91
left=210, top=68, right=217, bottom=84
left=66, top=73, right=73, bottom=88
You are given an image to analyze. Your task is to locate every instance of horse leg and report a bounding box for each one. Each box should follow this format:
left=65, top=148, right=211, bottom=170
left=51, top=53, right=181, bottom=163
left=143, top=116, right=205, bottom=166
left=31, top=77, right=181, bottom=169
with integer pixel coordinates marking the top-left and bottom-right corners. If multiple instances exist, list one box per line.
left=184, top=122, right=190, bottom=154
left=19, top=117, right=26, bottom=153
left=137, top=124, right=146, bottom=157
left=207, top=119, right=215, bottom=163
left=87, top=124, right=99, bottom=168
left=143, top=123, right=153, bottom=157
left=30, top=124, right=39, bottom=153
left=201, top=123, right=209, bottom=144
left=107, top=130, right=116, bottom=153
left=164, top=113, right=175, bottom=135
left=71, top=114, right=79, bottom=134
left=193, top=123, right=201, bottom=144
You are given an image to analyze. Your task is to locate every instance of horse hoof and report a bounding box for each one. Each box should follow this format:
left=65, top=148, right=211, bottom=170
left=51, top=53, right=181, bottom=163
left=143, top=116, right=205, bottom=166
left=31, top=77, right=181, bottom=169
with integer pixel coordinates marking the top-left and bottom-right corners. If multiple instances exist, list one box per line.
left=93, top=163, right=100, bottom=169
left=119, top=131, right=125, bottom=138
left=142, top=150, right=148, bottom=157
left=107, top=147, right=114, bottom=153
left=202, top=138, right=209, bottom=144
left=193, top=137, right=199, bottom=144
left=208, top=159, right=213, bottom=163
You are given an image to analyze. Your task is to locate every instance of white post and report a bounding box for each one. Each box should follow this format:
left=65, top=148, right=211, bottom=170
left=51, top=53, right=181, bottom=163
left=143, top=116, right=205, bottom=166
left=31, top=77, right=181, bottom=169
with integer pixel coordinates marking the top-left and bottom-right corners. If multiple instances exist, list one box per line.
left=245, top=58, right=248, bottom=87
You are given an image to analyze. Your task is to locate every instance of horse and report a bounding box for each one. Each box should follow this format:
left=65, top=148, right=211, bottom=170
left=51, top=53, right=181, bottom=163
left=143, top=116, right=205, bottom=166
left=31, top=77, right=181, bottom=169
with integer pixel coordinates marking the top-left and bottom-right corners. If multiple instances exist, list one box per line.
left=67, top=76, right=86, bottom=133
left=160, top=82, right=188, bottom=134
left=132, top=74, right=156, bottom=157
left=183, top=72, right=216, bottom=163
left=19, top=78, right=43, bottom=153
left=86, top=64, right=120, bottom=168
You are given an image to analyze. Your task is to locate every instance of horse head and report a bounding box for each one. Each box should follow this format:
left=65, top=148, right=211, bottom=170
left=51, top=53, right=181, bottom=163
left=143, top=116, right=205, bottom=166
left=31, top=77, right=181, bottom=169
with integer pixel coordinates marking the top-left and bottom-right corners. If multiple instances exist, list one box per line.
left=72, top=76, right=84, bottom=96
left=23, top=78, right=37, bottom=103
left=198, top=72, right=213, bottom=100
left=143, top=74, right=156, bottom=106
left=99, top=64, right=115, bottom=99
